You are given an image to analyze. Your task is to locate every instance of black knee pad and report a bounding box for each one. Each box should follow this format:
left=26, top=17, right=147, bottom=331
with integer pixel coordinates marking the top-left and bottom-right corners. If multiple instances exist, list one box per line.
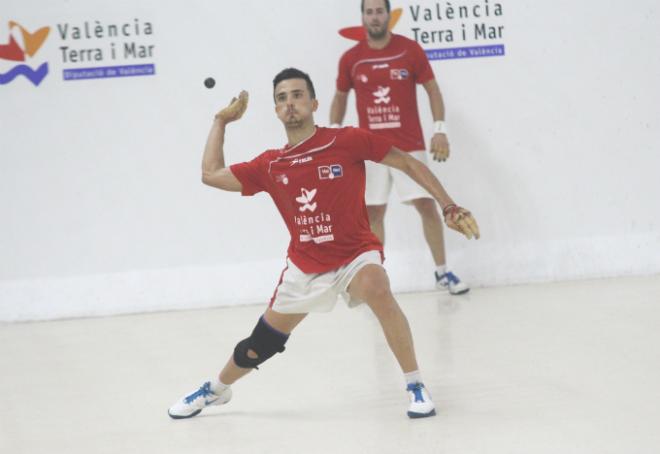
left=233, top=316, right=290, bottom=369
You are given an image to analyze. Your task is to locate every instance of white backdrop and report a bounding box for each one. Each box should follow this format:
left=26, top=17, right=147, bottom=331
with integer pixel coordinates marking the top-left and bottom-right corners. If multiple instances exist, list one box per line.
left=1, top=0, right=659, bottom=321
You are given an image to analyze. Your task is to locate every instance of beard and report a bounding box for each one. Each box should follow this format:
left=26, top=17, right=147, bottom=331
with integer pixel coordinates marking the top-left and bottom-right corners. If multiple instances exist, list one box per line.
left=285, top=119, right=304, bottom=129
left=366, top=22, right=389, bottom=40
left=284, top=113, right=304, bottom=129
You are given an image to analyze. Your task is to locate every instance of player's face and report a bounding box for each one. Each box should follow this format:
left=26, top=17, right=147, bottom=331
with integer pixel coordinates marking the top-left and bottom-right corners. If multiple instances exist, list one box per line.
left=362, top=0, right=390, bottom=40
left=274, top=78, right=318, bottom=129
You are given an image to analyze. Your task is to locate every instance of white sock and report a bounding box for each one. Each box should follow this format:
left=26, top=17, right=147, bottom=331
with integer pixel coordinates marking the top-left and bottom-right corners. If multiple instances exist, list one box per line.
left=210, top=377, right=230, bottom=394
left=436, top=265, right=447, bottom=276
left=404, top=370, right=423, bottom=386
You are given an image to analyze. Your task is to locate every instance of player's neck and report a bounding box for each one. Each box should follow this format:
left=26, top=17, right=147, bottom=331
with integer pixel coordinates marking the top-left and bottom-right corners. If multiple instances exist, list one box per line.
left=285, top=123, right=317, bottom=147
left=367, top=32, right=392, bottom=50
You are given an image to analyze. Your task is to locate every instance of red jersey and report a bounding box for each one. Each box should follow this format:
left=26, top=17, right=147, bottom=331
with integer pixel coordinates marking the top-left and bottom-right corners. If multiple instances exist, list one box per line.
left=230, top=126, right=392, bottom=274
left=336, top=34, right=435, bottom=151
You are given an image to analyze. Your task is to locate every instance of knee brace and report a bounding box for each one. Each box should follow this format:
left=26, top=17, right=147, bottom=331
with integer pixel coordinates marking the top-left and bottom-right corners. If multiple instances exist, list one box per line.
left=233, top=316, right=289, bottom=369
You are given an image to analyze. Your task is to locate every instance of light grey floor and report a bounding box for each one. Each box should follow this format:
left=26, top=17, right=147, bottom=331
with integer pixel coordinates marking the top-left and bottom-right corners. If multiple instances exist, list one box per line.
left=1, top=275, right=659, bottom=454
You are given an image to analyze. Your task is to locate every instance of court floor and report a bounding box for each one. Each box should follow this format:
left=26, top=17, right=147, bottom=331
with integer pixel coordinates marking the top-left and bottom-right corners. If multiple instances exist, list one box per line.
left=1, top=275, right=659, bottom=454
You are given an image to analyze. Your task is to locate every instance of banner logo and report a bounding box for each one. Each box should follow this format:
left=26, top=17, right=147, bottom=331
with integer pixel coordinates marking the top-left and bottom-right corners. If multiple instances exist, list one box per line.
left=0, top=21, right=50, bottom=86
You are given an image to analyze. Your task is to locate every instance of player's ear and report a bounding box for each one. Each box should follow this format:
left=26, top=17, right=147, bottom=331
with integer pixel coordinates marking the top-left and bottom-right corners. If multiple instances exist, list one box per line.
left=312, top=99, right=319, bottom=112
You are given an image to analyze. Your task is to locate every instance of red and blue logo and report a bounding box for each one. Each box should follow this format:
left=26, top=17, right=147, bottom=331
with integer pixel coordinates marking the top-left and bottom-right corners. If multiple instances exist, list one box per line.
left=318, top=165, right=344, bottom=180
left=0, top=21, right=50, bottom=86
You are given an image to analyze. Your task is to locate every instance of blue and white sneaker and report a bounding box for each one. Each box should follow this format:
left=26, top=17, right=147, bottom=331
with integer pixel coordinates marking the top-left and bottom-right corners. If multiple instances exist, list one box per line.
left=168, top=381, right=232, bottom=419
left=406, top=382, right=436, bottom=418
left=435, top=271, right=470, bottom=295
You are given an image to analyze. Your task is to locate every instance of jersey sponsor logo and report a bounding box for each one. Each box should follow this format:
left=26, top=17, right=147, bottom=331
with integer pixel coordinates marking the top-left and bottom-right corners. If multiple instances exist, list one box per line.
left=317, top=164, right=343, bottom=180
left=366, top=102, right=402, bottom=130
left=295, top=212, right=334, bottom=243
left=373, top=86, right=391, bottom=104
left=294, top=207, right=335, bottom=244
left=290, top=156, right=313, bottom=166
left=390, top=68, right=409, bottom=80
left=295, top=188, right=317, bottom=213
left=372, top=63, right=389, bottom=70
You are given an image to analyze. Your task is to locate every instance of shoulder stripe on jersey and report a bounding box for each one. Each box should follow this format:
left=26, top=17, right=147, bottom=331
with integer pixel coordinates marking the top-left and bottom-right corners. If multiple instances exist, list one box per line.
left=280, top=128, right=318, bottom=154
left=351, top=50, right=408, bottom=78
left=268, top=137, right=337, bottom=173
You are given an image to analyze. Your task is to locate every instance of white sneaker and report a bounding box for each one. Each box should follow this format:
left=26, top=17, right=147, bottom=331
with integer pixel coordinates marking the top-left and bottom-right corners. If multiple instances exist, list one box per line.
left=406, top=382, right=436, bottom=418
left=168, top=381, right=232, bottom=419
left=435, top=271, right=470, bottom=295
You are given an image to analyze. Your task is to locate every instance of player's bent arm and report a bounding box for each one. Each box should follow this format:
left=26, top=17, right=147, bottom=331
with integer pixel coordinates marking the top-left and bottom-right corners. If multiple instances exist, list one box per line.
left=329, top=90, right=349, bottom=126
left=380, top=148, right=454, bottom=209
left=202, top=167, right=242, bottom=192
left=201, top=119, right=243, bottom=192
left=200, top=91, right=249, bottom=192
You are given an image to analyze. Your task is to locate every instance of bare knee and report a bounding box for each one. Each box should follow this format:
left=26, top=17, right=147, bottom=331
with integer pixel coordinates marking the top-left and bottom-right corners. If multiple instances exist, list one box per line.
left=348, top=265, right=400, bottom=316
left=349, top=264, right=389, bottom=296
left=362, top=278, right=393, bottom=304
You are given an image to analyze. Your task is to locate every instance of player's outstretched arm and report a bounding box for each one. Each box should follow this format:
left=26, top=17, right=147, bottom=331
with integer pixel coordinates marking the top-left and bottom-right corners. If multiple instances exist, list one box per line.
left=201, top=91, right=249, bottom=191
left=380, top=148, right=480, bottom=239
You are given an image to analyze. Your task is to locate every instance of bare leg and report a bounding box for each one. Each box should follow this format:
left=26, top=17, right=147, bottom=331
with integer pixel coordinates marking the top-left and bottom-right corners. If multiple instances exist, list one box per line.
left=348, top=264, right=418, bottom=373
left=367, top=204, right=387, bottom=244
left=411, top=197, right=446, bottom=267
left=219, top=308, right=307, bottom=384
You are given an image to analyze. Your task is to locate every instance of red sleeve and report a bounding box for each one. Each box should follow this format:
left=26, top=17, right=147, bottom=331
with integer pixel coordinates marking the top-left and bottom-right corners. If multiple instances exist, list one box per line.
left=344, top=127, right=393, bottom=163
left=411, top=40, right=434, bottom=84
left=336, top=50, right=353, bottom=92
left=229, top=153, right=271, bottom=196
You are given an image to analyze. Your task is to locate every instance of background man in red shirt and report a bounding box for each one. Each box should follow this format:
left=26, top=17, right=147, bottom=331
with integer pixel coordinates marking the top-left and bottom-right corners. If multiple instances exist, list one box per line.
left=168, top=68, right=478, bottom=420
left=330, top=0, right=470, bottom=294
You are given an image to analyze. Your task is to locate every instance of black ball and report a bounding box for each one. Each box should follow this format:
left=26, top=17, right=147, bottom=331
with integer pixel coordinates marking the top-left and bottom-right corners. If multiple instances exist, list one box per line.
left=204, top=77, right=215, bottom=89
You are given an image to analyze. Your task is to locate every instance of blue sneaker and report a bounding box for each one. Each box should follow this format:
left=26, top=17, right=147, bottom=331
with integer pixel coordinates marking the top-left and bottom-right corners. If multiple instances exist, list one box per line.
left=406, top=382, right=436, bottom=418
left=168, top=381, right=232, bottom=419
left=435, top=271, right=469, bottom=295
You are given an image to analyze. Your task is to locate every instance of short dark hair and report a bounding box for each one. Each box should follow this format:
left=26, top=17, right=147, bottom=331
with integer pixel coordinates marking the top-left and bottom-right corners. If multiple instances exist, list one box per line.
left=272, top=68, right=316, bottom=100
left=361, top=0, right=391, bottom=13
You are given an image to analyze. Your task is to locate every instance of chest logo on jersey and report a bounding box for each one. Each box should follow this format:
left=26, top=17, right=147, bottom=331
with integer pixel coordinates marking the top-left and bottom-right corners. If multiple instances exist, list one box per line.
left=390, top=69, right=409, bottom=80
left=372, top=63, right=390, bottom=70
left=274, top=173, right=289, bottom=185
left=293, top=189, right=335, bottom=245
left=318, top=164, right=343, bottom=180
left=296, top=188, right=317, bottom=213
left=290, top=156, right=313, bottom=166
left=373, top=86, right=391, bottom=104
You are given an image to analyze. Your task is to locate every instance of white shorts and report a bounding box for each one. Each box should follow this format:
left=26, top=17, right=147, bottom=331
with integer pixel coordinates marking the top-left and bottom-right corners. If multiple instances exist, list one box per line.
left=365, top=150, right=433, bottom=205
left=270, top=250, right=383, bottom=314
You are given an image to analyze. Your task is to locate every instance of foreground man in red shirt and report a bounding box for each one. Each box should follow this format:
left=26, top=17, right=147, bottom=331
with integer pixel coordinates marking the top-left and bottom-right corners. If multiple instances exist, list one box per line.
left=168, top=68, right=479, bottom=420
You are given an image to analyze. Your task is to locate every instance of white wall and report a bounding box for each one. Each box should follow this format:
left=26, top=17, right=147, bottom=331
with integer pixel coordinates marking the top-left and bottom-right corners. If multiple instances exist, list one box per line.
left=2, top=0, right=659, bottom=321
